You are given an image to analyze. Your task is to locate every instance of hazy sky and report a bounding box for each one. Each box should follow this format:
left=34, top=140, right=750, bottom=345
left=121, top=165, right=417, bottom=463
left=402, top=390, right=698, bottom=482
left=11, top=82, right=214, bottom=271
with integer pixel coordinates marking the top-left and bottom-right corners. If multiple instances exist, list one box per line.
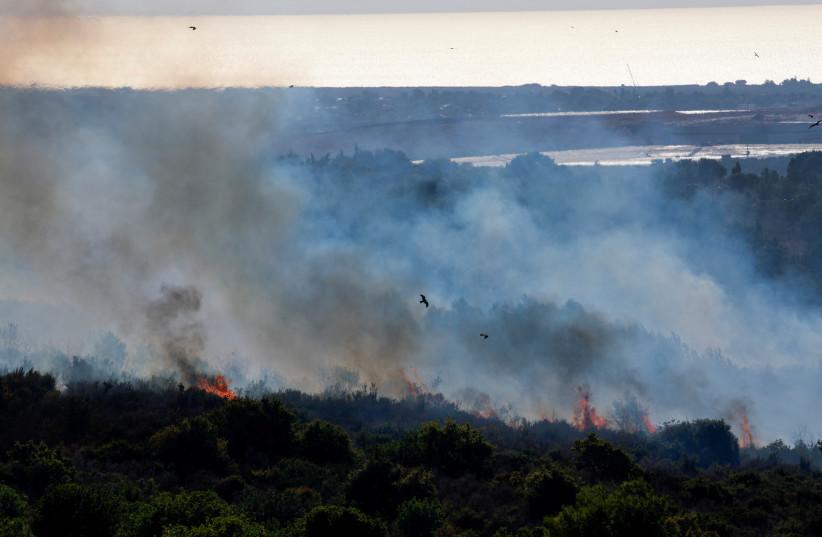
left=1, top=0, right=818, bottom=15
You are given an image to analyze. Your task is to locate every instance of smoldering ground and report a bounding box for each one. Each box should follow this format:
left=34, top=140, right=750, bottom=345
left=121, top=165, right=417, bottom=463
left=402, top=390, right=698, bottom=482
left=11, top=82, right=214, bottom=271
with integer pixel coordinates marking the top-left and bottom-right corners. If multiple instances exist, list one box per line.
left=1, top=88, right=822, bottom=442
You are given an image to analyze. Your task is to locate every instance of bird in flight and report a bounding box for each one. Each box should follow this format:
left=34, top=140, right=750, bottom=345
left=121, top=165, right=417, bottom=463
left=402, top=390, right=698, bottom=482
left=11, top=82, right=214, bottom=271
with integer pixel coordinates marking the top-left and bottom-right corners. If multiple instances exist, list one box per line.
left=188, top=26, right=197, bottom=31
left=754, top=52, right=759, bottom=58
left=419, top=294, right=429, bottom=308
left=809, top=114, right=814, bottom=118
left=480, top=333, right=489, bottom=339
left=809, top=120, right=822, bottom=129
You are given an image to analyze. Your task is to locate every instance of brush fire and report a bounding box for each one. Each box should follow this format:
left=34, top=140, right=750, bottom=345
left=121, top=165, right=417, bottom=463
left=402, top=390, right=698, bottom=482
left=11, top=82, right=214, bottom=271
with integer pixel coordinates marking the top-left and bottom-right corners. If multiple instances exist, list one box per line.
left=197, top=374, right=237, bottom=400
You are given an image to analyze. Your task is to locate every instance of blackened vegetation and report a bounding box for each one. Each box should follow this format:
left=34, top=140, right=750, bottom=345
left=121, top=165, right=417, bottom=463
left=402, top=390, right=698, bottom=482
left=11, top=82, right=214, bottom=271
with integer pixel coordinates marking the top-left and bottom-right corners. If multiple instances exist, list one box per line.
left=1, top=371, right=822, bottom=536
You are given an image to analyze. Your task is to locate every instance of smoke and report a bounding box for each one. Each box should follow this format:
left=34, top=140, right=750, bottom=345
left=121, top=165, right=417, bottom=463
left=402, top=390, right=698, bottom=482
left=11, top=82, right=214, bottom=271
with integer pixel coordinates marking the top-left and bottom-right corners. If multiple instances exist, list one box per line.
left=145, top=285, right=204, bottom=384
left=1, top=81, right=822, bottom=441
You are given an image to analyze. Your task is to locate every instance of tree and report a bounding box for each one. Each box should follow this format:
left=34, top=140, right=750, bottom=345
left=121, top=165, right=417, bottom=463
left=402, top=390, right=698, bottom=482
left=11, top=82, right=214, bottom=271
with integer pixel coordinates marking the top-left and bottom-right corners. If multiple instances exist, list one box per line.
left=32, top=484, right=122, bottom=537
left=656, top=420, right=739, bottom=468
left=546, top=480, right=673, bottom=537
left=210, top=397, right=296, bottom=465
left=151, top=416, right=229, bottom=476
left=573, top=434, right=638, bottom=482
left=396, top=498, right=444, bottom=537
left=295, top=505, right=387, bottom=537
left=297, top=420, right=354, bottom=465
left=401, top=421, right=493, bottom=477
left=524, top=466, right=579, bottom=518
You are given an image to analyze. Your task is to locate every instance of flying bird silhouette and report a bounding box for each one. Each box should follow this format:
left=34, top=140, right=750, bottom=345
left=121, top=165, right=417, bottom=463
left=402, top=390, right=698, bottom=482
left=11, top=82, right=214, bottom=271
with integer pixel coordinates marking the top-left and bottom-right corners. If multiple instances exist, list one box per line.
left=188, top=26, right=197, bottom=31
left=809, top=120, right=822, bottom=129
left=480, top=333, right=489, bottom=339
left=754, top=51, right=759, bottom=58
left=809, top=114, right=815, bottom=118
left=419, top=294, right=429, bottom=308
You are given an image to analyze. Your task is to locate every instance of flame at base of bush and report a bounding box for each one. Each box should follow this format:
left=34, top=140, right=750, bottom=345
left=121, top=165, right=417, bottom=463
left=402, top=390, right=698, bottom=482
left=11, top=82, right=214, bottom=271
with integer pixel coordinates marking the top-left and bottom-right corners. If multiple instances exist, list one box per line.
left=197, top=374, right=237, bottom=400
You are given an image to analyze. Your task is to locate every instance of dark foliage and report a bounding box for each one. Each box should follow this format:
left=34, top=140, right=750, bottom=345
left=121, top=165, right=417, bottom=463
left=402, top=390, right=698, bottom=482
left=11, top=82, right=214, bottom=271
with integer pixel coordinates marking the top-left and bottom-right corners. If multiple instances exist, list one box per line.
left=0, top=368, right=818, bottom=536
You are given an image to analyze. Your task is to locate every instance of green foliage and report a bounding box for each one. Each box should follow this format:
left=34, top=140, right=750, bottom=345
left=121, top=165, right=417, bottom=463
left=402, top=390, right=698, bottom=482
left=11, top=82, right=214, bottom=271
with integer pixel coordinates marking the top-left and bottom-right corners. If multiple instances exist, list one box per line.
left=401, top=420, right=493, bottom=477
left=119, top=491, right=231, bottom=537
left=0, top=517, right=34, bottom=537
left=572, top=434, right=638, bottom=482
left=210, top=397, right=296, bottom=465
left=296, top=420, right=354, bottom=465
left=524, top=465, right=579, bottom=518
left=657, top=420, right=740, bottom=468
left=396, top=497, right=444, bottom=537
left=292, top=505, right=387, bottom=537
left=240, top=487, right=321, bottom=529
left=0, top=482, right=26, bottom=517
left=162, top=515, right=268, bottom=537
left=0, top=369, right=57, bottom=415
left=32, top=483, right=122, bottom=537
left=546, top=480, right=673, bottom=537
left=0, top=441, right=73, bottom=497
left=151, top=416, right=230, bottom=476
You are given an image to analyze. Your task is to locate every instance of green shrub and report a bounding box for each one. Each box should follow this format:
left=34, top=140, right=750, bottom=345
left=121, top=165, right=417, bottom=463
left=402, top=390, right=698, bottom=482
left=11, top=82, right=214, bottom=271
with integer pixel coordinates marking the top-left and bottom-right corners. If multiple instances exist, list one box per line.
left=572, top=434, right=638, bottom=482
left=524, top=466, right=578, bottom=518
left=294, top=505, right=386, bottom=537
left=546, top=480, right=672, bottom=537
left=0, top=441, right=73, bottom=497
left=297, top=421, right=354, bottom=465
left=32, top=483, right=122, bottom=537
left=396, top=498, right=444, bottom=537
left=211, top=397, right=296, bottom=465
left=401, top=421, right=493, bottom=477
left=151, top=416, right=229, bottom=475
left=118, top=490, right=230, bottom=537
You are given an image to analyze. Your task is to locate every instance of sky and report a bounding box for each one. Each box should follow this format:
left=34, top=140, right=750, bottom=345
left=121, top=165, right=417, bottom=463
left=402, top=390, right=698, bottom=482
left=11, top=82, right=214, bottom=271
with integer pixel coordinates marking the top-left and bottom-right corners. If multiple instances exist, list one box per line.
left=0, top=0, right=817, bottom=15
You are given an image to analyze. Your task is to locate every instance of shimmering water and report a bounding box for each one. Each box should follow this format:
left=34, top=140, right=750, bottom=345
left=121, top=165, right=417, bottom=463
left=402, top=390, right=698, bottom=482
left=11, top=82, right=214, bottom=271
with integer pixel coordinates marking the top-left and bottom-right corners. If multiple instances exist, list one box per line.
left=2, top=5, right=822, bottom=88
left=445, top=143, right=822, bottom=167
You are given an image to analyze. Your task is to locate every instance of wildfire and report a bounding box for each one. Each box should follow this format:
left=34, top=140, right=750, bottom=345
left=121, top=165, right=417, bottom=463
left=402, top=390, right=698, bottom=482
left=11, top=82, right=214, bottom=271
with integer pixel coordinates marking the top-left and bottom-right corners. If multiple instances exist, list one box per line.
left=473, top=393, right=497, bottom=420
left=642, top=414, right=657, bottom=434
left=738, top=411, right=754, bottom=449
left=726, top=401, right=755, bottom=449
left=400, top=367, right=429, bottom=398
left=197, top=374, right=237, bottom=400
left=572, top=385, right=608, bottom=431
left=538, top=402, right=558, bottom=423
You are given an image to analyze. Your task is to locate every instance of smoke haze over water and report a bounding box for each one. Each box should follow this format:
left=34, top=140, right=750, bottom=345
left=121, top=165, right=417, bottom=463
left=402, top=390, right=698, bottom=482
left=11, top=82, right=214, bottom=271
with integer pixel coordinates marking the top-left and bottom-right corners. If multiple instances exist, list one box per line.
left=1, top=89, right=822, bottom=444
left=2, top=4, right=822, bottom=444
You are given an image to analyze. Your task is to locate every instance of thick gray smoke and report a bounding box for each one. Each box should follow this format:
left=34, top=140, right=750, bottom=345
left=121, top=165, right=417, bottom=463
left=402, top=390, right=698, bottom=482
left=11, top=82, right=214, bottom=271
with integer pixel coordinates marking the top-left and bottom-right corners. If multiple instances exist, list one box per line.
left=1, top=86, right=822, bottom=442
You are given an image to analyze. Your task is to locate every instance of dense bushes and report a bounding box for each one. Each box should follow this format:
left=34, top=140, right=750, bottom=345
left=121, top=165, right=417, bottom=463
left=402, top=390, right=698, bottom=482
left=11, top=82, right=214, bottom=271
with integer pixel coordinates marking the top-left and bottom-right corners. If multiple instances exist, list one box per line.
left=0, top=370, right=818, bottom=536
left=656, top=420, right=740, bottom=468
left=400, top=420, right=493, bottom=477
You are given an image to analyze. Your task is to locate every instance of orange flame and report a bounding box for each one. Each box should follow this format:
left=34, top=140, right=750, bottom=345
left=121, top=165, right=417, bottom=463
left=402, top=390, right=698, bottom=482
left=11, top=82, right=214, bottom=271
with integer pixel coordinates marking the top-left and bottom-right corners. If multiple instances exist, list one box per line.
left=642, top=414, right=657, bottom=434
left=400, top=367, right=429, bottom=398
left=572, top=385, right=608, bottom=431
left=197, top=374, right=237, bottom=400
left=727, top=402, right=755, bottom=449
left=473, top=393, right=497, bottom=420
left=738, top=412, right=754, bottom=449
